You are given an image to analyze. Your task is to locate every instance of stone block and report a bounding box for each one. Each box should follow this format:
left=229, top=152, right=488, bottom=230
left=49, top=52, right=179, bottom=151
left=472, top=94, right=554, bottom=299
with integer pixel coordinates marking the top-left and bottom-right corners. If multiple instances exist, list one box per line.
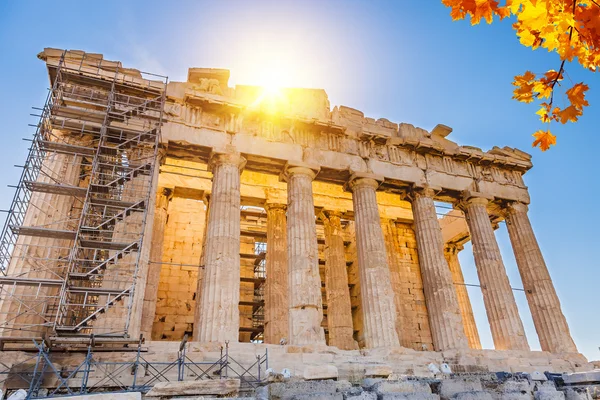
left=374, top=380, right=432, bottom=395
left=268, top=380, right=338, bottom=399
left=304, top=365, right=339, bottom=380
left=562, top=371, right=600, bottom=385
left=499, top=393, right=534, bottom=400
left=534, top=392, right=565, bottom=400
left=145, top=379, right=240, bottom=397
left=345, top=392, right=377, bottom=400
left=454, top=392, right=494, bottom=400
left=335, top=380, right=353, bottom=392
left=379, top=394, right=440, bottom=400
left=364, top=365, right=393, bottom=377
left=49, top=394, right=142, bottom=400
left=561, top=388, right=593, bottom=400
left=290, top=394, right=344, bottom=400
left=438, top=379, right=483, bottom=399
left=361, top=378, right=385, bottom=389
left=531, top=372, right=548, bottom=381
left=499, top=379, right=534, bottom=393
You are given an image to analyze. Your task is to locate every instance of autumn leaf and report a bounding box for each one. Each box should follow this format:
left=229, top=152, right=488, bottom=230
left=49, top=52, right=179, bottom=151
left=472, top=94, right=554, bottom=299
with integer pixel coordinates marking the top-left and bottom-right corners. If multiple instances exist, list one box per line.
left=532, top=130, right=557, bottom=151
left=565, top=83, right=590, bottom=109
left=558, top=105, right=582, bottom=123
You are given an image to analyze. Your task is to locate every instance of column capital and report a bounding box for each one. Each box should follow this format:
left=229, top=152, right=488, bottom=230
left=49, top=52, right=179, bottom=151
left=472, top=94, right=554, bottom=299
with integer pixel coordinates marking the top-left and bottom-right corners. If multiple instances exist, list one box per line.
left=402, top=185, right=442, bottom=201
left=280, top=161, right=320, bottom=182
left=455, top=191, right=494, bottom=212
left=444, top=242, right=464, bottom=254
left=323, top=209, right=344, bottom=219
left=208, top=151, right=246, bottom=172
left=264, top=202, right=287, bottom=212
left=344, top=172, right=384, bottom=192
left=506, top=201, right=529, bottom=214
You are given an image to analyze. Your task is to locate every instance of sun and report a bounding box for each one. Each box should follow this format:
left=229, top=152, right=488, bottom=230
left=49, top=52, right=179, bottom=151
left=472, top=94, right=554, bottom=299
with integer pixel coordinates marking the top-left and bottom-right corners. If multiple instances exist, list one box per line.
left=249, top=67, right=289, bottom=113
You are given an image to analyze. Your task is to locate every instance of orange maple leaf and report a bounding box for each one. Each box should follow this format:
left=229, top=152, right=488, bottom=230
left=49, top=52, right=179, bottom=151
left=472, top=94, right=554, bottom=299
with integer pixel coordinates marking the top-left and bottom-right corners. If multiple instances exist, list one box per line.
left=565, top=83, right=590, bottom=109
left=558, top=105, right=582, bottom=124
left=532, top=130, right=557, bottom=151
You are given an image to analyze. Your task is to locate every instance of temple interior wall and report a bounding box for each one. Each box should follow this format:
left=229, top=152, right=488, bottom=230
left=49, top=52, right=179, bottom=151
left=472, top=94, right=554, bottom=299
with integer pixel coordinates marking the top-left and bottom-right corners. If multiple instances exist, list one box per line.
left=152, top=197, right=206, bottom=340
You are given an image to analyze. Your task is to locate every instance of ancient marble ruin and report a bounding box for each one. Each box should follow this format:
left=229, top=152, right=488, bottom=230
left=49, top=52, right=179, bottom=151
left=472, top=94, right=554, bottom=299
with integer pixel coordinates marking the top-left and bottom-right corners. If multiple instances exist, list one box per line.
left=0, top=49, right=592, bottom=397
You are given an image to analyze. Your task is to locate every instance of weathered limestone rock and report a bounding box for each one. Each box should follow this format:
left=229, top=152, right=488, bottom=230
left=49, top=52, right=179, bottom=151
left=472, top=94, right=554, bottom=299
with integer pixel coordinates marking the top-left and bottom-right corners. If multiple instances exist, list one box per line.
left=195, top=152, right=245, bottom=342
left=409, top=188, right=468, bottom=351
left=304, top=365, right=339, bottom=380
left=460, top=194, right=529, bottom=351
left=443, top=243, right=481, bottom=350
left=145, top=378, right=240, bottom=397
left=348, top=174, right=399, bottom=348
left=264, top=203, right=289, bottom=345
left=505, top=202, right=578, bottom=354
left=323, top=211, right=357, bottom=350
left=438, top=378, right=482, bottom=399
left=140, top=187, right=172, bottom=339
left=373, top=380, right=432, bottom=395
left=283, top=163, right=325, bottom=346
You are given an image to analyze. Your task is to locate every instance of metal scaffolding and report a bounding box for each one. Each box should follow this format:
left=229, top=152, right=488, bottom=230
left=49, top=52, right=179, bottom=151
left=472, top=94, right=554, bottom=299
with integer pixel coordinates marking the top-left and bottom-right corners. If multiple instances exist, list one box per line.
left=0, top=337, right=268, bottom=399
left=0, top=50, right=167, bottom=337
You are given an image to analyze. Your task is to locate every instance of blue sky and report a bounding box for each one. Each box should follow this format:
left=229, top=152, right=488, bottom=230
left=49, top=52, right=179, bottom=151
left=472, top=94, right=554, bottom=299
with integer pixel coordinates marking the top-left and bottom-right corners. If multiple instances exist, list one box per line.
left=0, top=1, right=597, bottom=360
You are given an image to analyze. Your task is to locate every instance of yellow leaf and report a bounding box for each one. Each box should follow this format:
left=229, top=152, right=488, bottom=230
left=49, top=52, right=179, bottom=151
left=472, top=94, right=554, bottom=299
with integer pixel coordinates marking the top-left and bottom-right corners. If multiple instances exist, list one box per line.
left=532, top=130, right=556, bottom=151
left=535, top=104, right=552, bottom=122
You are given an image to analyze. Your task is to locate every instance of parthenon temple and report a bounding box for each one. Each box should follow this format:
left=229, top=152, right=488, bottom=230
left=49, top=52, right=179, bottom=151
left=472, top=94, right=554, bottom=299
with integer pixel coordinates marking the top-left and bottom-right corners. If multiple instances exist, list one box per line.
left=0, top=49, right=592, bottom=396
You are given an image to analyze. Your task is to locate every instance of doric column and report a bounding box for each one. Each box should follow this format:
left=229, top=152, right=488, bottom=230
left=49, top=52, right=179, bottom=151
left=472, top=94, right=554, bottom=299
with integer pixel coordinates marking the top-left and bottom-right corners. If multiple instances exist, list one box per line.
left=460, top=194, right=529, bottom=351
left=409, top=187, right=468, bottom=351
left=282, top=163, right=325, bottom=345
left=347, top=174, right=399, bottom=348
left=323, top=211, right=357, bottom=350
left=263, top=203, right=289, bottom=344
left=140, top=187, right=172, bottom=339
left=382, top=220, right=405, bottom=345
left=505, top=202, right=577, bottom=353
left=444, top=243, right=482, bottom=350
left=195, top=152, right=245, bottom=343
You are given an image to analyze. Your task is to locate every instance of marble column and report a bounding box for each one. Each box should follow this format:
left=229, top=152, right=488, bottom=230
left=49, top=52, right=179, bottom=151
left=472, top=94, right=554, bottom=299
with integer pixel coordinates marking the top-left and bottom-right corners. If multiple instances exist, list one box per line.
left=444, top=243, right=482, bottom=350
left=264, top=203, right=289, bottom=344
left=382, top=220, right=405, bottom=345
left=505, top=202, right=577, bottom=353
left=195, top=152, right=245, bottom=343
left=323, top=211, right=357, bottom=350
left=410, top=187, right=469, bottom=351
left=461, top=195, right=529, bottom=351
left=348, top=174, right=399, bottom=348
left=282, top=163, right=325, bottom=345
left=140, top=187, right=172, bottom=339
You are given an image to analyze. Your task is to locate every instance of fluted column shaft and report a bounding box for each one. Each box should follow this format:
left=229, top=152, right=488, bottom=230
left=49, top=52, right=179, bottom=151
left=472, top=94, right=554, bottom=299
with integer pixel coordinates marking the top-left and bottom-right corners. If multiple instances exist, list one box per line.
left=349, top=176, right=399, bottom=348
left=444, top=244, right=482, bottom=349
left=323, top=212, right=357, bottom=350
left=462, top=196, right=529, bottom=350
left=284, top=166, right=325, bottom=345
left=411, top=189, right=468, bottom=350
left=382, top=220, right=405, bottom=345
left=264, top=203, right=289, bottom=344
left=195, top=153, right=245, bottom=342
left=505, top=202, right=577, bottom=353
left=140, top=188, right=171, bottom=339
